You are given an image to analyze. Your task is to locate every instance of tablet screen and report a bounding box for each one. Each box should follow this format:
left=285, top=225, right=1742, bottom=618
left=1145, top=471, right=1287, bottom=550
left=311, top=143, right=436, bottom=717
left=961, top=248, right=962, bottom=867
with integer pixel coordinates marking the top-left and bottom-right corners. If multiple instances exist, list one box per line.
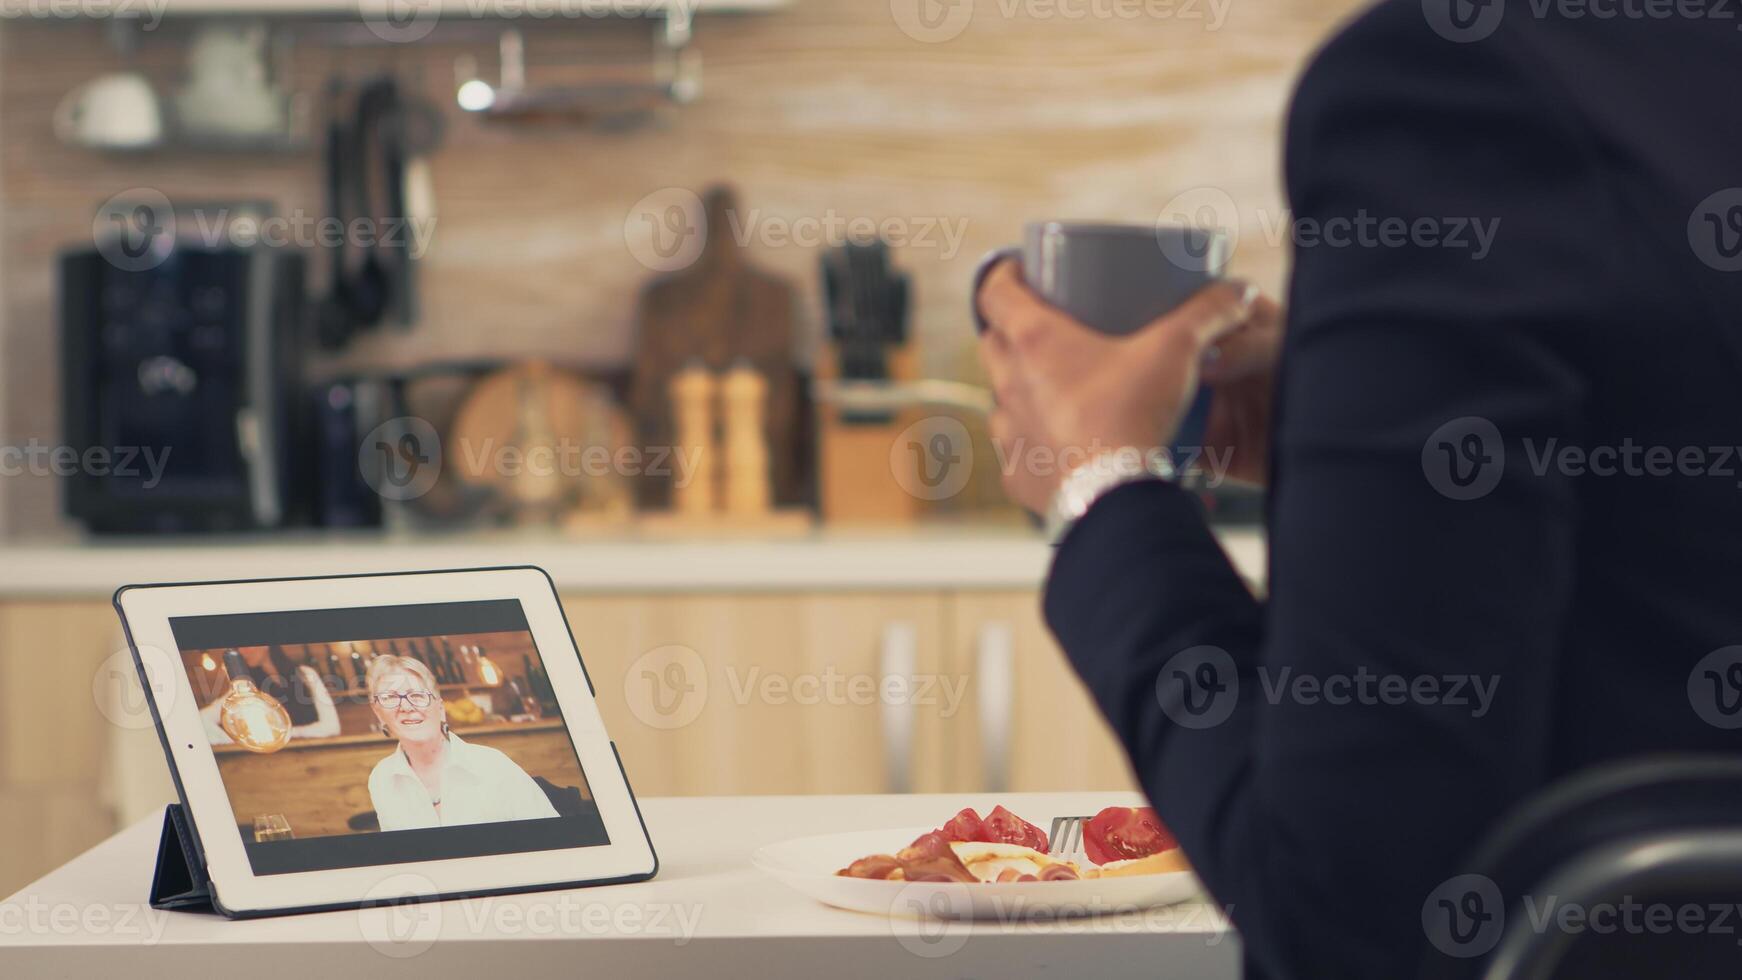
left=167, top=599, right=611, bottom=875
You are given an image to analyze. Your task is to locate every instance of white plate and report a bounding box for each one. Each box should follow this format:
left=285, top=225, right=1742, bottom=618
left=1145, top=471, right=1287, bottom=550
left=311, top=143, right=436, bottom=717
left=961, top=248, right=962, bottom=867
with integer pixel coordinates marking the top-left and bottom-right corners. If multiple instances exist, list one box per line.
left=752, top=825, right=1204, bottom=920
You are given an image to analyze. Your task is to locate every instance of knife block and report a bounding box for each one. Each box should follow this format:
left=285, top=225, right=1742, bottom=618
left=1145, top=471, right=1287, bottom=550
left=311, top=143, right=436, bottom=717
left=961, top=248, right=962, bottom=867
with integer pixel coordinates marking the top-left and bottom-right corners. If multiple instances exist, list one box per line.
left=816, top=341, right=922, bottom=524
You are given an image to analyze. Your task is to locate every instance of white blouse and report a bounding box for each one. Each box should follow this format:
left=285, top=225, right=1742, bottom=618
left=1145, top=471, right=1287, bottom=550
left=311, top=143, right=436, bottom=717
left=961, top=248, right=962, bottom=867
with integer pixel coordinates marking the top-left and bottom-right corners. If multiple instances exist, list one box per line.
left=367, top=733, right=560, bottom=832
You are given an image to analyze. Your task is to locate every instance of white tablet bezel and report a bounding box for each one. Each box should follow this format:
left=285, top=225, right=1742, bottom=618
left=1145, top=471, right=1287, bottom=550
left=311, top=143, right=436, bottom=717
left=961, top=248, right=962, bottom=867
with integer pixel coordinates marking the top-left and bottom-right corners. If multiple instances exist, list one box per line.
left=115, top=566, right=657, bottom=916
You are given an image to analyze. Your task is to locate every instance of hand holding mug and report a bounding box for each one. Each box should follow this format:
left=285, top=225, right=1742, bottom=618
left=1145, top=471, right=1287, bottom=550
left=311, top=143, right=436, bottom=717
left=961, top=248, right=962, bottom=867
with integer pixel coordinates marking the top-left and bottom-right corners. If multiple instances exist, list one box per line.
left=975, top=262, right=1265, bottom=513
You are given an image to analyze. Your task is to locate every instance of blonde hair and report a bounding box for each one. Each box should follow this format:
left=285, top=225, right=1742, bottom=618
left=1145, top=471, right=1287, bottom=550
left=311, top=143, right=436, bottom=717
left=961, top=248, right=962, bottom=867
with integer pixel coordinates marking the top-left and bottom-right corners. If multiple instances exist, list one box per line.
left=365, top=655, right=440, bottom=698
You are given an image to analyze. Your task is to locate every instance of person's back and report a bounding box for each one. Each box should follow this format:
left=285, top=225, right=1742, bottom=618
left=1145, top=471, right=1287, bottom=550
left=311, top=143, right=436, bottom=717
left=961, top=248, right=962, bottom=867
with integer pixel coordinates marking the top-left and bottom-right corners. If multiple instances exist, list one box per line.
left=990, top=2, right=1742, bottom=977
left=1283, top=0, right=1742, bottom=772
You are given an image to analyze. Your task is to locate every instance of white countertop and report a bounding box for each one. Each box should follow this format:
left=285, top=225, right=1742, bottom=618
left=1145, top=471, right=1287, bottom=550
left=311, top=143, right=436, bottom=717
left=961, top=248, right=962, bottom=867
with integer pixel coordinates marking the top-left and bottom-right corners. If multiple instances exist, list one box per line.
left=0, top=793, right=1240, bottom=979
left=0, top=527, right=1265, bottom=597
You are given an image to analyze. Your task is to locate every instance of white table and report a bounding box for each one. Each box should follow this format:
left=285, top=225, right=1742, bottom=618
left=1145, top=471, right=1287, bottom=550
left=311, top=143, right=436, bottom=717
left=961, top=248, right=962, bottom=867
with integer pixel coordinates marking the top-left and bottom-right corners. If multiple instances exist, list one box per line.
left=0, top=793, right=1241, bottom=979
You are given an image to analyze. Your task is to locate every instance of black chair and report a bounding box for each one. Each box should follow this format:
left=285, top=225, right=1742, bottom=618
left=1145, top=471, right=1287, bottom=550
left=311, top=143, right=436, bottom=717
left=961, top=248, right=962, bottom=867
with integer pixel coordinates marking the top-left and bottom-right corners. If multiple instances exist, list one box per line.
left=1419, top=755, right=1742, bottom=980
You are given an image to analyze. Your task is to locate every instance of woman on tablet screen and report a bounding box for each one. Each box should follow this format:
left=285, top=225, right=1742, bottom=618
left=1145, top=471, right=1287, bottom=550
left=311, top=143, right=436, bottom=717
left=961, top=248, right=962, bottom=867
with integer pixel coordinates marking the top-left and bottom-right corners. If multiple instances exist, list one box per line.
left=365, top=655, right=558, bottom=831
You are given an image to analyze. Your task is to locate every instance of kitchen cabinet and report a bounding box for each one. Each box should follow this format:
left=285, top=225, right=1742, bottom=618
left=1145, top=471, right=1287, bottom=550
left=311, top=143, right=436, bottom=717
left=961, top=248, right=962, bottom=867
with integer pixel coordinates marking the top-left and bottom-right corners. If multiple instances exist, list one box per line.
left=562, top=592, right=952, bottom=798
left=565, top=590, right=1136, bottom=799
left=42, top=0, right=790, bottom=17
left=946, top=592, right=1140, bottom=795
left=0, top=601, right=128, bottom=895
left=0, top=529, right=1262, bottom=896
left=0, top=588, right=1131, bottom=895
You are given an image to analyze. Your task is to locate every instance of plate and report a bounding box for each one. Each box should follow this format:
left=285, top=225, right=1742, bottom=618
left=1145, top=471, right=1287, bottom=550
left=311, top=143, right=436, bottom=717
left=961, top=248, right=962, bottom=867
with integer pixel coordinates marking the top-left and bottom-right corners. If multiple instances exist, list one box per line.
left=752, top=825, right=1204, bottom=920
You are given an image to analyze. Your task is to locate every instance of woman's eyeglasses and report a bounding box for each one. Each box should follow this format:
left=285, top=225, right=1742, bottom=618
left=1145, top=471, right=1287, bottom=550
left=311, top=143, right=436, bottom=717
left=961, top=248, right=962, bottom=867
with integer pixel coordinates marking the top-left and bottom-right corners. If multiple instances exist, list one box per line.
left=372, top=690, right=437, bottom=710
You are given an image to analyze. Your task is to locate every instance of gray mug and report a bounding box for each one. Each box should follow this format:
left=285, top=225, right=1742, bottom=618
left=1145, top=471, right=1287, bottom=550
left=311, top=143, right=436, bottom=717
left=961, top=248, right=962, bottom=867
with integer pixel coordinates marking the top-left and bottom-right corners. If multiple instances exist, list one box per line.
left=971, top=221, right=1232, bottom=460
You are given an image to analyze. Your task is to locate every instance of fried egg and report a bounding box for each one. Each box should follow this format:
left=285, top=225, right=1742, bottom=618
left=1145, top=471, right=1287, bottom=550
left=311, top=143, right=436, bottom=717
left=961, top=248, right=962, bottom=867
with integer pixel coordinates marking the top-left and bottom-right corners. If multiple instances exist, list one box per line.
left=947, top=842, right=1080, bottom=882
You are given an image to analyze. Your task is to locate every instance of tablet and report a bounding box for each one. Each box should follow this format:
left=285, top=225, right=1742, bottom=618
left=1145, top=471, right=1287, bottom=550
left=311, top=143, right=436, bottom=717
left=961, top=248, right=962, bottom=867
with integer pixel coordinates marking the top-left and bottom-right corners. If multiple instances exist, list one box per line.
left=114, top=566, right=657, bottom=917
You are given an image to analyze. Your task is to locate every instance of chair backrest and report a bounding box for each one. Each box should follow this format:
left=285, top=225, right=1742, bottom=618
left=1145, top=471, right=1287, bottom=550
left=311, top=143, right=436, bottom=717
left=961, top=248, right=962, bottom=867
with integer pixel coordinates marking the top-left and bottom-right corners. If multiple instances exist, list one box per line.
left=1418, top=755, right=1742, bottom=980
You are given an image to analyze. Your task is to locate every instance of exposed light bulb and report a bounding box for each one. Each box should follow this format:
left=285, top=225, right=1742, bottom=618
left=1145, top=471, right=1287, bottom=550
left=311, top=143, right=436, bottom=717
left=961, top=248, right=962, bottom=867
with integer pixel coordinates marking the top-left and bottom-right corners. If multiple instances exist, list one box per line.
left=218, top=650, right=291, bottom=754
left=200, top=652, right=218, bottom=672
left=478, top=650, right=503, bottom=687
left=457, top=79, right=495, bottom=112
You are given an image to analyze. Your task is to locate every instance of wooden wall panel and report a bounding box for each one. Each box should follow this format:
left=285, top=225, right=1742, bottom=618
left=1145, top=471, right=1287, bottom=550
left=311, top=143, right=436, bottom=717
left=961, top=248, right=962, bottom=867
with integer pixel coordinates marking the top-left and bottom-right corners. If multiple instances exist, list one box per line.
left=0, top=0, right=1363, bottom=531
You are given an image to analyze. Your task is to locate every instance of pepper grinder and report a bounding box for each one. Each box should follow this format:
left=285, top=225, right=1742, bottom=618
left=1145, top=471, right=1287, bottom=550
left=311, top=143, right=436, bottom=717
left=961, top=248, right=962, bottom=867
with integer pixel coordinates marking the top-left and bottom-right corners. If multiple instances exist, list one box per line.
left=722, top=361, right=771, bottom=517
left=669, top=362, right=718, bottom=516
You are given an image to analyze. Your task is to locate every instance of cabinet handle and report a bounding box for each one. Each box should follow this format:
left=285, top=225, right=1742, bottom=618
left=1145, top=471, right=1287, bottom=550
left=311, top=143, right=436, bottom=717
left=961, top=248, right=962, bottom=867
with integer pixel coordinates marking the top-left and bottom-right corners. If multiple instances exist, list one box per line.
left=977, top=621, right=1015, bottom=793
left=880, top=621, right=918, bottom=794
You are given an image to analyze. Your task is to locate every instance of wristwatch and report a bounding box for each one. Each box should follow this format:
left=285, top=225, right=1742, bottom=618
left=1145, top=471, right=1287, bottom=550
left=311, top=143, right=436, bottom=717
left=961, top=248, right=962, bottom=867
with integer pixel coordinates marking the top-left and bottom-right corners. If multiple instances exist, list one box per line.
left=1044, top=447, right=1177, bottom=543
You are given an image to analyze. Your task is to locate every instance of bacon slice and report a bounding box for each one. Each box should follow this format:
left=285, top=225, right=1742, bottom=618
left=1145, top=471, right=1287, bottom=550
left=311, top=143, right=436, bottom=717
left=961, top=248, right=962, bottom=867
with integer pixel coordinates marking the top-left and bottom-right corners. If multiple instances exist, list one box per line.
left=836, top=831, right=977, bottom=883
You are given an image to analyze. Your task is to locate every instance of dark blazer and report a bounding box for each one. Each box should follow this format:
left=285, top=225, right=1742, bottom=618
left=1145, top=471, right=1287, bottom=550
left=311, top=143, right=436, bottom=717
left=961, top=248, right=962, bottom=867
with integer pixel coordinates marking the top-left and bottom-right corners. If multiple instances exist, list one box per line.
left=1043, top=2, right=1742, bottom=977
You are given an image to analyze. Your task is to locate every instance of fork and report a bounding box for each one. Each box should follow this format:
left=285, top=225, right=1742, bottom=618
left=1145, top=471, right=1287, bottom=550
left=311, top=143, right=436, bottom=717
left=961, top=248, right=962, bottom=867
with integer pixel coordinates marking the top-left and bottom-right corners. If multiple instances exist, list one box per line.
left=1047, top=815, right=1091, bottom=857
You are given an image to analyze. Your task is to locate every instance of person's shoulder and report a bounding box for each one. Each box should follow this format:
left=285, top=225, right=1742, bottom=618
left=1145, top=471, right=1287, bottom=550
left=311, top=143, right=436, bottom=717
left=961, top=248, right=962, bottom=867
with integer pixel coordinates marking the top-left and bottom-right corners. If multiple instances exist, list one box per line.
left=451, top=737, right=523, bottom=773
left=367, top=749, right=407, bottom=788
left=1284, top=0, right=1569, bottom=189
left=1294, top=0, right=1528, bottom=113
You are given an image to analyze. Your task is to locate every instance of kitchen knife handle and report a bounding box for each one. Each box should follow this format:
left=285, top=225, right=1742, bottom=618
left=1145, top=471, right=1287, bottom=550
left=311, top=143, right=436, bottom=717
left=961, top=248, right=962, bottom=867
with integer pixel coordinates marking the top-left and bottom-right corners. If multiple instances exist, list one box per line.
left=879, top=621, right=918, bottom=794
left=977, top=621, right=1016, bottom=793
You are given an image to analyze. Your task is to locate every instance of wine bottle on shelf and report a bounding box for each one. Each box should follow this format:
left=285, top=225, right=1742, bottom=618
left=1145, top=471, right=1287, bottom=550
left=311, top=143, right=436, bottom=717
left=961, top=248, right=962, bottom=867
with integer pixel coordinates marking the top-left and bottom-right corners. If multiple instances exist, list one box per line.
left=405, top=638, right=429, bottom=680
left=425, top=639, right=440, bottom=683
left=437, top=638, right=457, bottom=685
left=324, top=651, right=344, bottom=693
left=349, top=651, right=368, bottom=691
left=522, top=655, right=549, bottom=706
left=506, top=676, right=540, bottom=720
left=435, top=640, right=455, bottom=685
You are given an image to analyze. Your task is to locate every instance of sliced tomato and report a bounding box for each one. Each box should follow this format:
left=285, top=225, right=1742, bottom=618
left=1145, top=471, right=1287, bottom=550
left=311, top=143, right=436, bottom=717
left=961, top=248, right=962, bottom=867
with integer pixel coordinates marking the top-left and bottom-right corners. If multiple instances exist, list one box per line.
left=1082, top=806, right=1177, bottom=865
left=936, top=807, right=986, bottom=843
left=981, top=804, right=1049, bottom=850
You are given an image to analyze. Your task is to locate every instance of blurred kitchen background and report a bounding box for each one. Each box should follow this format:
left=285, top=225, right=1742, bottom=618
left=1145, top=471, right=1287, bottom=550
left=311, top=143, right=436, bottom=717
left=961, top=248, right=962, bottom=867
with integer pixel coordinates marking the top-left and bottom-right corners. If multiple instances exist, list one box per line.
left=0, top=0, right=1354, bottom=895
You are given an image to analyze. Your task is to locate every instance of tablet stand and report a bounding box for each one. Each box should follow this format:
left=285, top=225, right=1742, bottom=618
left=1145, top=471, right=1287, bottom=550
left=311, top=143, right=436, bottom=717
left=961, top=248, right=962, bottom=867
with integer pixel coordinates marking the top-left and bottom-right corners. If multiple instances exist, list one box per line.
left=149, top=804, right=217, bottom=913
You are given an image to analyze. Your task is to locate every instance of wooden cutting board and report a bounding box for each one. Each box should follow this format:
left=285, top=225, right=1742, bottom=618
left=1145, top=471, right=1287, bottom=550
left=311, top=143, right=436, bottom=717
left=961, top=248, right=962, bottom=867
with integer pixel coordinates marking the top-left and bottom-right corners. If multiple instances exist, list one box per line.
left=448, top=359, right=634, bottom=523
left=627, top=185, right=803, bottom=511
